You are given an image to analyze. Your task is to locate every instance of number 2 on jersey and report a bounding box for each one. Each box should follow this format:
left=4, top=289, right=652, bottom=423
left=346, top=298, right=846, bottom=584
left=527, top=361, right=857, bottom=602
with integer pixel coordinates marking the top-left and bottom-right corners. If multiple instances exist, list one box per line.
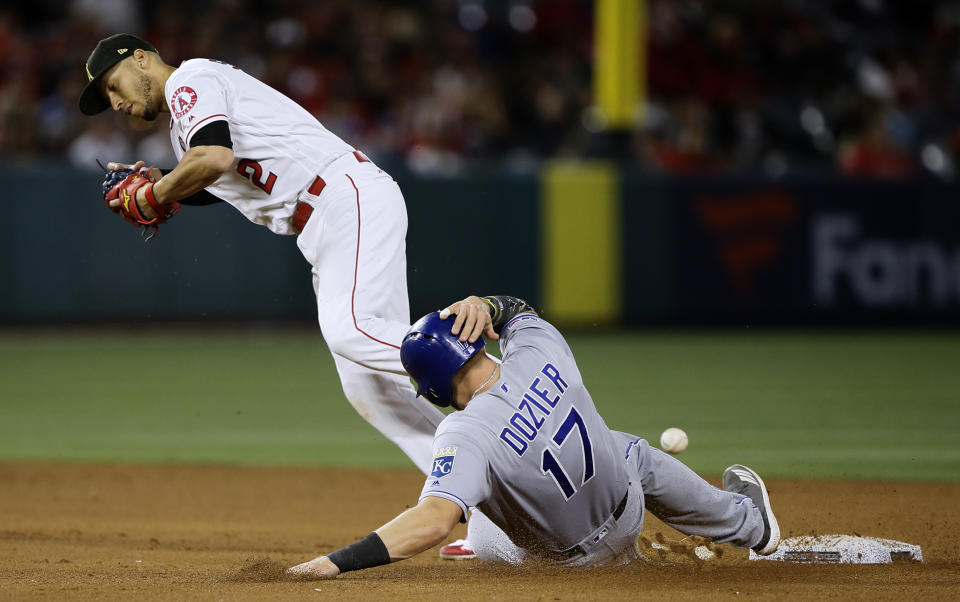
left=540, top=407, right=594, bottom=500
left=236, top=159, right=277, bottom=194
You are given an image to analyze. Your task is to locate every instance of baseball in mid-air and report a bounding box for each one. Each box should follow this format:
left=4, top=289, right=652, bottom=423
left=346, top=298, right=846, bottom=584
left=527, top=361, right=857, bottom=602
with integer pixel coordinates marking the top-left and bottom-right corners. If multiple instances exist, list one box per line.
left=660, top=427, right=688, bottom=454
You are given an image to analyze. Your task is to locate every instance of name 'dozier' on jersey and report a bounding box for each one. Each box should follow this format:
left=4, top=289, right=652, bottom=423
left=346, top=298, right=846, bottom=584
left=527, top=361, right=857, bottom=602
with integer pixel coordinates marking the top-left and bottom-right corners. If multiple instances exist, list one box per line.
left=498, top=362, right=570, bottom=457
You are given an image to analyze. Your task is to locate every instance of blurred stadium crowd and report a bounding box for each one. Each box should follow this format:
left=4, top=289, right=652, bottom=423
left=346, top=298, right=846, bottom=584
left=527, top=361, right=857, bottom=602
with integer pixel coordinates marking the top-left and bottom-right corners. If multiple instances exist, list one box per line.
left=2, top=0, right=960, bottom=178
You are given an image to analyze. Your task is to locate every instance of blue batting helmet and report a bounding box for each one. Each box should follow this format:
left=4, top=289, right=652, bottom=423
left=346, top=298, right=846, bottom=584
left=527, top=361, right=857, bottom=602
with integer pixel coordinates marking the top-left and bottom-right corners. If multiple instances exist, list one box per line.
left=401, top=312, right=486, bottom=408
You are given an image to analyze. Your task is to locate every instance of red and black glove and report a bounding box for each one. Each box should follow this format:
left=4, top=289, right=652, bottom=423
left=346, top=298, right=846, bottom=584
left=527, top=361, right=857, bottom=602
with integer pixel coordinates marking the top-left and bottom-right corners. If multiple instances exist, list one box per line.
left=102, top=167, right=180, bottom=239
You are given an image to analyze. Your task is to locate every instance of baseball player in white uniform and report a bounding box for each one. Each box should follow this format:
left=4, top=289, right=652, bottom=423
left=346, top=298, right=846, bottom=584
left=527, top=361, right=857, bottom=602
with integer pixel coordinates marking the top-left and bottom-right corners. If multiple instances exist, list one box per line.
left=287, top=295, right=781, bottom=578
left=78, top=34, right=444, bottom=473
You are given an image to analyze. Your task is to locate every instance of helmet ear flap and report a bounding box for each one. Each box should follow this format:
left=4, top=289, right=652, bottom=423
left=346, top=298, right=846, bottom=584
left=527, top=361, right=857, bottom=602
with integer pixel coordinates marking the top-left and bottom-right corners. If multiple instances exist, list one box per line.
left=425, top=387, right=450, bottom=408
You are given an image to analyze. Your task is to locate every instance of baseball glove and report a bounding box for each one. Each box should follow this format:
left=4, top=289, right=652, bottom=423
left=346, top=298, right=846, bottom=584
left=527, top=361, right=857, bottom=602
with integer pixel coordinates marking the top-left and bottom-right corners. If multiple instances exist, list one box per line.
left=102, top=166, right=180, bottom=240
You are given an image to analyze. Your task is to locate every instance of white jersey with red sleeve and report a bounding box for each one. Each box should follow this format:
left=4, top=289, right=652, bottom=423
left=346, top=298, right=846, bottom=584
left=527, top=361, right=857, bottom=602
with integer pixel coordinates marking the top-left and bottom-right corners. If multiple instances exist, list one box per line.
left=165, top=58, right=354, bottom=234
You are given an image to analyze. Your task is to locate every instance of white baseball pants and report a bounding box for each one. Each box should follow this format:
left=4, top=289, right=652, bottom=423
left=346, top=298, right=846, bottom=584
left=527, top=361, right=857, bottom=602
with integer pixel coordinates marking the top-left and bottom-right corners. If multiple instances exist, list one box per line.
left=296, top=153, right=445, bottom=474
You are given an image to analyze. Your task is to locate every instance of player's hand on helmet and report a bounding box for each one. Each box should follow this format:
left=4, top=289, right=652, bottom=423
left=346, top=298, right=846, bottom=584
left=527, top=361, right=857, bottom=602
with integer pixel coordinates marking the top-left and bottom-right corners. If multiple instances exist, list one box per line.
left=439, top=295, right=498, bottom=342
left=286, top=555, right=341, bottom=579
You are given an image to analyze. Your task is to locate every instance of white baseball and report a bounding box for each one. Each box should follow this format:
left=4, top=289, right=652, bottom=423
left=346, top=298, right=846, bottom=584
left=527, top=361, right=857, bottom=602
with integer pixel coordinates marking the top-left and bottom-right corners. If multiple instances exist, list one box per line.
left=660, top=427, right=688, bottom=454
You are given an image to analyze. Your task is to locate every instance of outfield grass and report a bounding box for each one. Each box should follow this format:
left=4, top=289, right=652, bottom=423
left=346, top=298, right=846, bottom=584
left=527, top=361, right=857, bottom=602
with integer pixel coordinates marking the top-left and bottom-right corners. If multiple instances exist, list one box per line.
left=0, top=328, right=957, bottom=481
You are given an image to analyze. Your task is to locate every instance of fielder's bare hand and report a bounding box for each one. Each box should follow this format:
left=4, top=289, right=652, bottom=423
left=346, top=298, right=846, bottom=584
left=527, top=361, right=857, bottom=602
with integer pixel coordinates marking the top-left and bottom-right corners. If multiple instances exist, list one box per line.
left=107, top=160, right=162, bottom=180
left=286, top=556, right=341, bottom=579
left=105, top=160, right=162, bottom=214
left=439, top=296, right=499, bottom=342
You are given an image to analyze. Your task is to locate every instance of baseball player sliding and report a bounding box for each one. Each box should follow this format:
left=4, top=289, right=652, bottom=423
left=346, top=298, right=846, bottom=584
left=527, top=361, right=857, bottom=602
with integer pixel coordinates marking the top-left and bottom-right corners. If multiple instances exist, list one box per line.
left=288, top=295, right=780, bottom=576
left=78, top=35, right=445, bottom=473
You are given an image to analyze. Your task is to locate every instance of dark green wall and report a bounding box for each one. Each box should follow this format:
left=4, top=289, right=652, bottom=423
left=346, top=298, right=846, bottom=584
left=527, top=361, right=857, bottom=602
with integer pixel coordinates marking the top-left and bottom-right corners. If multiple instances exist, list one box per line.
left=0, top=164, right=540, bottom=324
left=3, top=164, right=958, bottom=325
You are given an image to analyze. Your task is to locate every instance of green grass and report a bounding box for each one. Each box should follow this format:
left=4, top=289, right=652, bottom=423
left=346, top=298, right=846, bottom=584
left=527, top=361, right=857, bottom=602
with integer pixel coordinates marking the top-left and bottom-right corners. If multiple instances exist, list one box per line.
left=0, top=329, right=957, bottom=481
left=571, top=331, right=960, bottom=481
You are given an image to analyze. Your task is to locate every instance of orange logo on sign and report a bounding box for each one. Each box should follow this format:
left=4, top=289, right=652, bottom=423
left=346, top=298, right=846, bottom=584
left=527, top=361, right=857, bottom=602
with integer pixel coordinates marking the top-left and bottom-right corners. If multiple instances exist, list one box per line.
left=695, top=191, right=797, bottom=294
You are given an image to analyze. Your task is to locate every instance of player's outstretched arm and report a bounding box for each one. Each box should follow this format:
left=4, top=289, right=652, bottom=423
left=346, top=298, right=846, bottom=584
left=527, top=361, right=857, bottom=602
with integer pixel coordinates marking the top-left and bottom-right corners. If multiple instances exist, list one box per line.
left=376, top=496, right=463, bottom=559
left=286, top=496, right=462, bottom=579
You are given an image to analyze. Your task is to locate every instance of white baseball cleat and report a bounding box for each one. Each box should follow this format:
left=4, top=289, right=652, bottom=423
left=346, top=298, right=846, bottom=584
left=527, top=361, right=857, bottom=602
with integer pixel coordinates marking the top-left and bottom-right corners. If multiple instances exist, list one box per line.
left=722, top=464, right=781, bottom=556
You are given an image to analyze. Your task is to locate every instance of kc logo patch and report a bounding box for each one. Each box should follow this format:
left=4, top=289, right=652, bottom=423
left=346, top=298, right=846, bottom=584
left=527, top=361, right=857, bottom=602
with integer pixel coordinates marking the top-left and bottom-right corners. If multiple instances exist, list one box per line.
left=171, top=86, right=198, bottom=118
left=430, top=446, right=457, bottom=478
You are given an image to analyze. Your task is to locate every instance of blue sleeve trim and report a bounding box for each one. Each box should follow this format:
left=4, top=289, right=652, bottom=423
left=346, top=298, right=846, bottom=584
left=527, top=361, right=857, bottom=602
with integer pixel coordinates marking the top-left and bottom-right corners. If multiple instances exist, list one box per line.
left=420, top=491, right=470, bottom=521
left=504, top=313, right=539, bottom=330
left=501, top=314, right=541, bottom=347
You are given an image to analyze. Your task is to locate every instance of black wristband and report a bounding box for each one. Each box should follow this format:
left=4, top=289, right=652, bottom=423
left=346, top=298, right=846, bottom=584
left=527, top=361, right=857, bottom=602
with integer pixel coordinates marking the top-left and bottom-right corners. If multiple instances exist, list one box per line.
left=481, top=295, right=537, bottom=333
left=327, top=532, right=391, bottom=573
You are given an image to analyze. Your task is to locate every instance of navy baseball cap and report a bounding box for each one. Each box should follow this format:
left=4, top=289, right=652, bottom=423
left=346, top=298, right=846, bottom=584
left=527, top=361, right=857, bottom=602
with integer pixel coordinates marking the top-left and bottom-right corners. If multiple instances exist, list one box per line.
left=78, top=33, right=158, bottom=115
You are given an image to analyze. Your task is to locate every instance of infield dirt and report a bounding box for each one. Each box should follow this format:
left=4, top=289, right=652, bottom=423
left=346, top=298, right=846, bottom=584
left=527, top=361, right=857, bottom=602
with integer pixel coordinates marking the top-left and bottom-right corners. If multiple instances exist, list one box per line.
left=1, top=463, right=957, bottom=600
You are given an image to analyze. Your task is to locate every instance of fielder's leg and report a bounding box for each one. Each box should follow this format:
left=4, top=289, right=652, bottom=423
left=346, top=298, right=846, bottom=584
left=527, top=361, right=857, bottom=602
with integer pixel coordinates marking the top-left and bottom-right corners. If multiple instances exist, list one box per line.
left=299, top=161, right=444, bottom=473
left=331, top=354, right=443, bottom=474
left=305, top=166, right=418, bottom=375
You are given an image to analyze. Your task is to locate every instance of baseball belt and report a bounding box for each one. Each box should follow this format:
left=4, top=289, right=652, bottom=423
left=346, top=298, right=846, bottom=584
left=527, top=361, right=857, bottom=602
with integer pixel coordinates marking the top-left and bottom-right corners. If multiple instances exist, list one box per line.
left=292, top=150, right=371, bottom=234
left=543, top=490, right=629, bottom=561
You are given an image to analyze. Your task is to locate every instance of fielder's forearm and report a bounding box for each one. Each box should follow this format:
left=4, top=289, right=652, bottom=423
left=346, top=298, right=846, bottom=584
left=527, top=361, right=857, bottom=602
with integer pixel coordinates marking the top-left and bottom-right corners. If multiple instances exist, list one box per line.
left=152, top=145, right=234, bottom=205
left=158, top=168, right=223, bottom=206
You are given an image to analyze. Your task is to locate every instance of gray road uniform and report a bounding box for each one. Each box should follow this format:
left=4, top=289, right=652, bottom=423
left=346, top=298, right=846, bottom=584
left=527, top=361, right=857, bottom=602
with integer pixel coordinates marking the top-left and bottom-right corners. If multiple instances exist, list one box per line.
left=420, top=313, right=766, bottom=566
